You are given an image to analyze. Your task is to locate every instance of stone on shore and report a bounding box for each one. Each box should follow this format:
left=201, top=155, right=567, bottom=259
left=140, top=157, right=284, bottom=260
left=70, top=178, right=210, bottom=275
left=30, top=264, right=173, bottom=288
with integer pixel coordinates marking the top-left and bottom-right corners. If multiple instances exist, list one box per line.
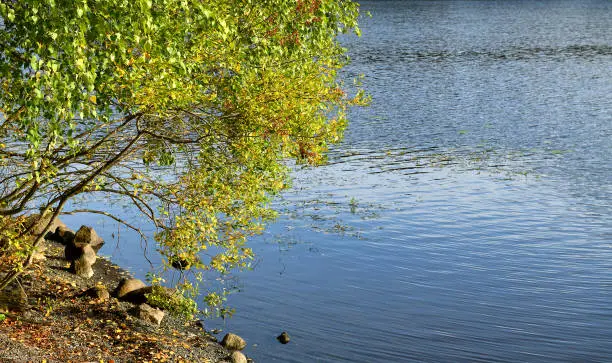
left=116, top=283, right=178, bottom=307
left=50, top=225, right=75, bottom=245
left=221, top=333, right=247, bottom=351
left=84, top=285, right=110, bottom=301
left=25, top=213, right=67, bottom=237
left=230, top=351, right=247, bottom=363
left=118, top=287, right=149, bottom=304
left=138, top=303, right=165, bottom=325
left=64, top=242, right=80, bottom=261
left=65, top=242, right=96, bottom=262
left=0, top=285, right=28, bottom=313
left=31, top=241, right=47, bottom=263
left=73, top=226, right=104, bottom=251
left=64, top=239, right=98, bottom=265
left=73, top=260, right=93, bottom=278
left=70, top=244, right=96, bottom=278
left=114, top=278, right=147, bottom=300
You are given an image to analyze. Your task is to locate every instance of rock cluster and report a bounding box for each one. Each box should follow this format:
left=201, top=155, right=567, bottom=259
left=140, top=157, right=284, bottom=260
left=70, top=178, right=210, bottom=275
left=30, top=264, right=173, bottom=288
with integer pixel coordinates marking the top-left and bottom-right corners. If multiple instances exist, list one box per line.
left=113, top=278, right=175, bottom=325
left=221, top=333, right=249, bottom=363
left=56, top=224, right=104, bottom=279
left=39, top=217, right=251, bottom=360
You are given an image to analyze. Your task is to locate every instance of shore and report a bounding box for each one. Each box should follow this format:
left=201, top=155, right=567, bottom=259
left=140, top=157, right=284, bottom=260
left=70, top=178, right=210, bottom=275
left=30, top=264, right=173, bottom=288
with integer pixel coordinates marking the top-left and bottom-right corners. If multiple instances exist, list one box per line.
left=0, top=237, right=234, bottom=362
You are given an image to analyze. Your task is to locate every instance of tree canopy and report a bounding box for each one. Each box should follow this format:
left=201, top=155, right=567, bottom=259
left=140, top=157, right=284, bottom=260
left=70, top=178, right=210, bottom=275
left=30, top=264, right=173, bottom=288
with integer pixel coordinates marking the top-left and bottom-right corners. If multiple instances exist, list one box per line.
left=0, top=0, right=366, bottom=315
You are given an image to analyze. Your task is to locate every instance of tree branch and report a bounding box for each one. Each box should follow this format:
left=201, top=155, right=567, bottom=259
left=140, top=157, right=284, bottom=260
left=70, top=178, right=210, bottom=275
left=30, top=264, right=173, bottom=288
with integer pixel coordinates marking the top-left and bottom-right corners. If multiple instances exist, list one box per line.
left=61, top=209, right=147, bottom=241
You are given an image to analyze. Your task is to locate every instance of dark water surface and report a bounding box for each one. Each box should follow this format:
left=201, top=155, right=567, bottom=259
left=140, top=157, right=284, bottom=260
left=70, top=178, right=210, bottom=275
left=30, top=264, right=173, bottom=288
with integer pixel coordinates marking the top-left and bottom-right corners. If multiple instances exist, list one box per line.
left=73, top=1, right=611, bottom=362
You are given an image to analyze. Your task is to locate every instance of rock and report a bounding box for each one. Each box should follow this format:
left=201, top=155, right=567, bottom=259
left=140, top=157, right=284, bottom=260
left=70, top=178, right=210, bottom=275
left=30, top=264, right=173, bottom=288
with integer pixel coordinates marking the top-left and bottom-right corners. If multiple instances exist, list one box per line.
left=25, top=213, right=66, bottom=237
left=114, top=281, right=178, bottom=306
left=221, top=333, right=247, bottom=351
left=230, top=351, right=247, bottom=363
left=49, top=225, right=75, bottom=245
left=84, top=286, right=110, bottom=300
left=72, top=259, right=94, bottom=278
left=0, top=285, right=28, bottom=313
left=65, top=240, right=98, bottom=262
left=277, top=331, right=290, bottom=344
left=31, top=241, right=47, bottom=262
left=64, top=242, right=80, bottom=261
left=66, top=242, right=96, bottom=262
left=70, top=244, right=96, bottom=278
left=119, top=287, right=149, bottom=304
left=73, top=226, right=104, bottom=251
left=114, top=278, right=147, bottom=300
left=138, top=303, right=165, bottom=325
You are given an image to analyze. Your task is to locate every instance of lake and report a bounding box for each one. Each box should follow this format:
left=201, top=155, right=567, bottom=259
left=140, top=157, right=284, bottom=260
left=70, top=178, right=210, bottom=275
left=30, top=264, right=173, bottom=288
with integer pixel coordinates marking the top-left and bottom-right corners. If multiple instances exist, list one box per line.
left=72, top=1, right=612, bottom=361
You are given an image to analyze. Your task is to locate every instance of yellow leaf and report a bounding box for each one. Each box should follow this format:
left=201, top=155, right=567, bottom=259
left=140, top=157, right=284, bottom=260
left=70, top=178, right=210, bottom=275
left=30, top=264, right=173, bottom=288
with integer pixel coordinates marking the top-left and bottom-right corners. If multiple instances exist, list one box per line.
left=89, top=95, right=97, bottom=104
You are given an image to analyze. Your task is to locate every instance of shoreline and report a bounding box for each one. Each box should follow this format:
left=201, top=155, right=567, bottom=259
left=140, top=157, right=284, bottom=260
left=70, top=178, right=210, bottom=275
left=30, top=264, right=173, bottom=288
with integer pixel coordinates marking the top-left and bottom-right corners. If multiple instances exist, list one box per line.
left=0, top=236, right=236, bottom=362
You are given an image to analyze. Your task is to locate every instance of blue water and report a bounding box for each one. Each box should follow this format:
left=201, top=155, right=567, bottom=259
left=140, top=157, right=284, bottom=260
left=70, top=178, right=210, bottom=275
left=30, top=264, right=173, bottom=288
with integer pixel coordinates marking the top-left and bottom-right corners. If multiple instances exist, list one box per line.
left=68, top=1, right=612, bottom=361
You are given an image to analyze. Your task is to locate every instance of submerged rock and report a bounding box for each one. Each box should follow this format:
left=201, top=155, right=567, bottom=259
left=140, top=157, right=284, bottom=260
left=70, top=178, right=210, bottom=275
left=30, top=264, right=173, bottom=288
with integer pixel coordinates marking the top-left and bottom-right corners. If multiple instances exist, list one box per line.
left=169, top=256, right=191, bottom=270
left=168, top=254, right=202, bottom=270
left=277, top=331, right=290, bottom=344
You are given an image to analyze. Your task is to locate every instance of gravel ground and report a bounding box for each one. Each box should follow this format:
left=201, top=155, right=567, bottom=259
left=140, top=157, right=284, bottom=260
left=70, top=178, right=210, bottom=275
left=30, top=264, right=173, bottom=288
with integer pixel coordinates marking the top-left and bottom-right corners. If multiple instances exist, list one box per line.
left=0, top=239, right=236, bottom=362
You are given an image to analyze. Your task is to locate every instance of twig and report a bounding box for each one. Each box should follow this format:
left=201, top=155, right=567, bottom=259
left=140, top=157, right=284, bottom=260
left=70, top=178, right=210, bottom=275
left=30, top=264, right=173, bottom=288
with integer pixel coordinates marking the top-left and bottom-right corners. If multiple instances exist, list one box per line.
left=61, top=209, right=147, bottom=241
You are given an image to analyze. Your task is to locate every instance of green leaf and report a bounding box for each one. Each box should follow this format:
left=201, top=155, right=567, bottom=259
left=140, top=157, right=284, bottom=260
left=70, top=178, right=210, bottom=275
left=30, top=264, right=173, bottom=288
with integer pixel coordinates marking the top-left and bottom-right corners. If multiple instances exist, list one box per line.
left=30, top=55, right=39, bottom=70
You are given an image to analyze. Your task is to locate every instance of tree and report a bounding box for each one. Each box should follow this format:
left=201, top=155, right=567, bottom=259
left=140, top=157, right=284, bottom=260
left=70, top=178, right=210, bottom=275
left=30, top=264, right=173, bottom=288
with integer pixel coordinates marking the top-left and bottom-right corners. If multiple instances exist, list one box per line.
left=0, top=0, right=366, bottom=315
